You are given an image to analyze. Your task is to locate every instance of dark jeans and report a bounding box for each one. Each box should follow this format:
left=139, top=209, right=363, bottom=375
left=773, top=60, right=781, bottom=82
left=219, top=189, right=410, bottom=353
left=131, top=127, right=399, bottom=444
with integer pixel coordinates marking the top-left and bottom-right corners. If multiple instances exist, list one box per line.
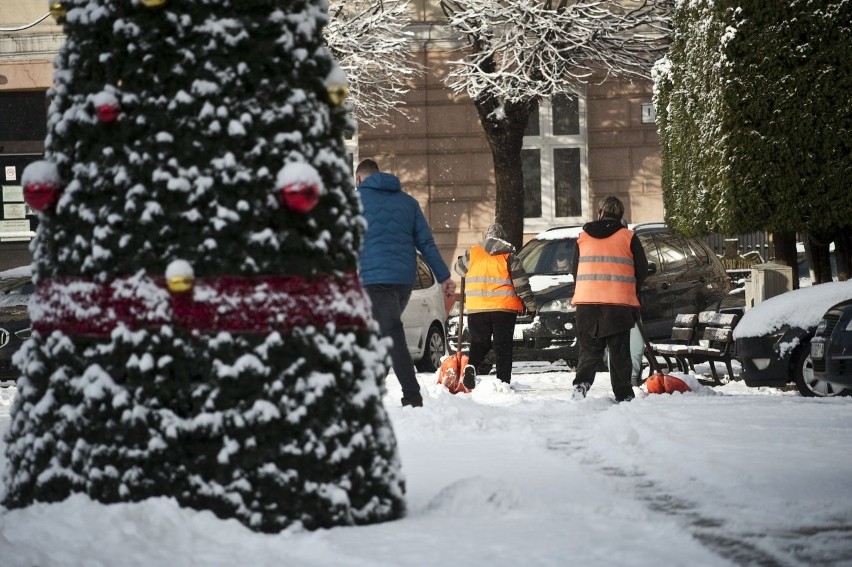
left=365, top=284, right=420, bottom=400
left=468, top=311, right=517, bottom=384
left=575, top=328, right=634, bottom=402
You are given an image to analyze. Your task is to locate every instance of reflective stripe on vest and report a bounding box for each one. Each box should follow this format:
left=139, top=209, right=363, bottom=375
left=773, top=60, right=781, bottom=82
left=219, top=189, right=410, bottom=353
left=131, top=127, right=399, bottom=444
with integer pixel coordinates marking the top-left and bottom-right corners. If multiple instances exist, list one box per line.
left=465, top=245, right=524, bottom=312
left=572, top=229, right=640, bottom=307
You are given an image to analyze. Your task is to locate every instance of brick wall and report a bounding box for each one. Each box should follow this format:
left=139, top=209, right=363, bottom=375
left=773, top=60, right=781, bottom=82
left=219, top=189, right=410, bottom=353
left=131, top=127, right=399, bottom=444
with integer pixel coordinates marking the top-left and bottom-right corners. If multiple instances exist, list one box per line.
left=587, top=80, right=664, bottom=224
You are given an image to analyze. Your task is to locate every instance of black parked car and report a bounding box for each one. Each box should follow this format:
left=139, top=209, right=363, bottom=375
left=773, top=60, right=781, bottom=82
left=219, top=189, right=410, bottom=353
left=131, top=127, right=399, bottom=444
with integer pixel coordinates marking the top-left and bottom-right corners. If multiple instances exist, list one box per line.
left=0, top=266, right=33, bottom=380
left=809, top=298, right=852, bottom=392
left=735, top=281, right=852, bottom=397
left=448, top=223, right=740, bottom=366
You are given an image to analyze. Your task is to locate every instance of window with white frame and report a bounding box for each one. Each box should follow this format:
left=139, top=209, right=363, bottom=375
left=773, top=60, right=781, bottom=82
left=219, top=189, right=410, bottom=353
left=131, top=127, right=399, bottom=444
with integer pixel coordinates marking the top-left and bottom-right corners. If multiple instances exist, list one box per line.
left=522, top=92, right=587, bottom=231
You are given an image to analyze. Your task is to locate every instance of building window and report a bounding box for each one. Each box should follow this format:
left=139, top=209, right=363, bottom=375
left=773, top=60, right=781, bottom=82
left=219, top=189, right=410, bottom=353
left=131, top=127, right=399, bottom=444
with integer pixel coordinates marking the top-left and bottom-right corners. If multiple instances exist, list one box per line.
left=522, top=92, right=587, bottom=232
left=0, top=91, right=48, bottom=143
left=0, top=91, right=48, bottom=243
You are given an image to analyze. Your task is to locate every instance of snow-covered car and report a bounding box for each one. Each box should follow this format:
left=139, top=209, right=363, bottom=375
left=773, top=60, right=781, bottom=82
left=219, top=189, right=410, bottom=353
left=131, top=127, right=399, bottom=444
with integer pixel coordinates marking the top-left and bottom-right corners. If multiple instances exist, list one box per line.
left=0, top=266, right=33, bottom=380
left=734, top=280, right=852, bottom=397
left=448, top=223, right=740, bottom=366
left=401, top=254, right=448, bottom=372
left=809, top=298, right=852, bottom=391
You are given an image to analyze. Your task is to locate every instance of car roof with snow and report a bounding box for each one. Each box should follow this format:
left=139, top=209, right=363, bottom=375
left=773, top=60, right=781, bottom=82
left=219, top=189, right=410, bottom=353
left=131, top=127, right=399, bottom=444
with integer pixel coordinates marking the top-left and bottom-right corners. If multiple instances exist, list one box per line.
left=0, top=265, right=32, bottom=280
left=530, top=222, right=669, bottom=243
left=529, top=226, right=583, bottom=241
left=733, top=280, right=852, bottom=339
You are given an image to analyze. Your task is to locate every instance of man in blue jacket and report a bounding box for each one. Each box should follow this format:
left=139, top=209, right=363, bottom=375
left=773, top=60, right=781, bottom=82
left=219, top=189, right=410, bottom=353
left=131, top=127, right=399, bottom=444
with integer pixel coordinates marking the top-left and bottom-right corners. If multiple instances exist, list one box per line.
left=356, top=159, right=456, bottom=408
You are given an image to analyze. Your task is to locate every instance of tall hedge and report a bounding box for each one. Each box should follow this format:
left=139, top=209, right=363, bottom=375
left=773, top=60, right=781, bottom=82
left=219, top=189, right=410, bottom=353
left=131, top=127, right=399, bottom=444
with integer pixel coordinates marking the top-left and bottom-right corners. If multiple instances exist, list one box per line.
left=653, top=0, right=732, bottom=236
left=655, top=0, right=852, bottom=237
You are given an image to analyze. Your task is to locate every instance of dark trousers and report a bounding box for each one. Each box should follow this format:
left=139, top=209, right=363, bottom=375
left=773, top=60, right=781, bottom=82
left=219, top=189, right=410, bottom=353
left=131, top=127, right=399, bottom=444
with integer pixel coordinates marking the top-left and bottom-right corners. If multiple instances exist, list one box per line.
left=468, top=311, right=517, bottom=384
left=574, top=328, right=634, bottom=402
left=365, top=284, right=420, bottom=400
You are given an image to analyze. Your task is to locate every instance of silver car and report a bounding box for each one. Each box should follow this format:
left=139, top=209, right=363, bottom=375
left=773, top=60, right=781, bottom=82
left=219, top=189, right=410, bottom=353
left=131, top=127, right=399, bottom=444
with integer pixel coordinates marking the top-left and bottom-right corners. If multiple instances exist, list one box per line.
left=402, top=254, right=448, bottom=372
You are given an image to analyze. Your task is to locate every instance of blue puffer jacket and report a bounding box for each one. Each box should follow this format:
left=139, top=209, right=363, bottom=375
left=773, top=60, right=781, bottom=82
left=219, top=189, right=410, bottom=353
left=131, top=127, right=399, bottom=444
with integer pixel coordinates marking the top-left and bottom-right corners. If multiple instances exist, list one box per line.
left=358, top=172, right=451, bottom=286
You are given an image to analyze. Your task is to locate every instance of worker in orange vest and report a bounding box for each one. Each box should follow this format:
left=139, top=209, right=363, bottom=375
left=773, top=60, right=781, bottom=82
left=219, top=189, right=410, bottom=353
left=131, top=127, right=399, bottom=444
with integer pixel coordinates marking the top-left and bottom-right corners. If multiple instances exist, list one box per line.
left=455, top=223, right=537, bottom=388
left=570, top=196, right=648, bottom=403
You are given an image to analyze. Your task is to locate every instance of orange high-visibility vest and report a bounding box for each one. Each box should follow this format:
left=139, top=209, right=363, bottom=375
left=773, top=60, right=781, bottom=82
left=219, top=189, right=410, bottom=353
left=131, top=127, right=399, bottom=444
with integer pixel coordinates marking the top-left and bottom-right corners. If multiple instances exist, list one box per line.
left=465, top=246, right=524, bottom=312
left=572, top=229, right=640, bottom=307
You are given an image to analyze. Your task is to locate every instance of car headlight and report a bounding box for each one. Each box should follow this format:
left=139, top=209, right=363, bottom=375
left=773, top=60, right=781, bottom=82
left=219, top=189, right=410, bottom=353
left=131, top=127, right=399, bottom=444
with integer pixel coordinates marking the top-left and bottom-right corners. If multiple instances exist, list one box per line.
left=815, top=319, right=827, bottom=335
left=539, top=298, right=575, bottom=314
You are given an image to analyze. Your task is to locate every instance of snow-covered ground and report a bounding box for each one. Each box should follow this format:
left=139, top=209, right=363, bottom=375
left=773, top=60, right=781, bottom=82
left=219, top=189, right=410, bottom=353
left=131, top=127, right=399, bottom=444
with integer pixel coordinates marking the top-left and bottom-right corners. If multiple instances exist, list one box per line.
left=1, top=360, right=850, bottom=567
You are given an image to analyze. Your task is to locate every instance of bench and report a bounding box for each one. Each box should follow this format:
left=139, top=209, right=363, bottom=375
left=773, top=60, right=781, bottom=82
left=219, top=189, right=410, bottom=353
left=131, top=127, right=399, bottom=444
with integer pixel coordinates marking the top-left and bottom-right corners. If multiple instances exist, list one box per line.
left=648, top=313, right=698, bottom=373
left=681, top=312, right=739, bottom=385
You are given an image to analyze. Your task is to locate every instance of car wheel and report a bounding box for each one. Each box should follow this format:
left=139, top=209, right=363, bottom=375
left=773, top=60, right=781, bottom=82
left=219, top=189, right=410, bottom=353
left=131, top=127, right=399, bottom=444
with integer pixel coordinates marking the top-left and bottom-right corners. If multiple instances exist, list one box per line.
left=416, top=323, right=446, bottom=372
left=793, top=343, right=852, bottom=397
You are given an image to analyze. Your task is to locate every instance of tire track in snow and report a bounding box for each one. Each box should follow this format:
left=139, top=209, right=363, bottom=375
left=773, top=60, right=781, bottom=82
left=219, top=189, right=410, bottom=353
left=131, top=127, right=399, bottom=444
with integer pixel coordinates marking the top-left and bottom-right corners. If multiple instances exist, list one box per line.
left=543, top=407, right=827, bottom=567
left=515, top=370, right=852, bottom=566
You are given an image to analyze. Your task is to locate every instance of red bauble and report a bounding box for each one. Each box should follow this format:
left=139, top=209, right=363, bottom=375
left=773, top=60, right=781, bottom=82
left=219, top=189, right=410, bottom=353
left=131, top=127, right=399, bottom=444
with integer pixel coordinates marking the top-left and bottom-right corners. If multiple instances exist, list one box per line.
left=24, top=182, right=61, bottom=212
left=280, top=182, right=320, bottom=213
left=97, top=103, right=120, bottom=123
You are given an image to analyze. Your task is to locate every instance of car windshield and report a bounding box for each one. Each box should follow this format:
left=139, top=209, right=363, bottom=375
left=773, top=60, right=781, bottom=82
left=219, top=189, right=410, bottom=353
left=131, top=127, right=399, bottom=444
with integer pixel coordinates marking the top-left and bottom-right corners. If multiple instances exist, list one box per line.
left=518, top=238, right=577, bottom=276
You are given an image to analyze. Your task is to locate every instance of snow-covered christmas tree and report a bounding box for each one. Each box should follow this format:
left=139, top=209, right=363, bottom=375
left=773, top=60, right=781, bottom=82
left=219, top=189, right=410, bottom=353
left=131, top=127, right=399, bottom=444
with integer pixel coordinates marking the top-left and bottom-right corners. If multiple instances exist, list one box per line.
left=4, top=0, right=405, bottom=532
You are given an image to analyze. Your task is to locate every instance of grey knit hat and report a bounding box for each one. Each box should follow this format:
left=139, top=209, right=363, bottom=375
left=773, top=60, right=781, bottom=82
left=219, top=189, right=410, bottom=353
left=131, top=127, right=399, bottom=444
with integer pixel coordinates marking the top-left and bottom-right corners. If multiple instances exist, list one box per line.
left=485, top=223, right=507, bottom=240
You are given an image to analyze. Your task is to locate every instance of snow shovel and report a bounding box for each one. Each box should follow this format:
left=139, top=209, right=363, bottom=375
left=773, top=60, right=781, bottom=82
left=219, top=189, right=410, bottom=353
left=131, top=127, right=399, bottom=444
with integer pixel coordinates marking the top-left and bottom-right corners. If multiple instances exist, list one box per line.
left=437, top=277, right=471, bottom=394
left=636, top=318, right=691, bottom=394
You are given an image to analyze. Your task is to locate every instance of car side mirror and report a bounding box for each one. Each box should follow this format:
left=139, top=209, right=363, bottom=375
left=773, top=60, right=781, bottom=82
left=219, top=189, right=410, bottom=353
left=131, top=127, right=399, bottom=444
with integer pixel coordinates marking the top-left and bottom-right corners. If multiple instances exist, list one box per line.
left=647, top=262, right=657, bottom=275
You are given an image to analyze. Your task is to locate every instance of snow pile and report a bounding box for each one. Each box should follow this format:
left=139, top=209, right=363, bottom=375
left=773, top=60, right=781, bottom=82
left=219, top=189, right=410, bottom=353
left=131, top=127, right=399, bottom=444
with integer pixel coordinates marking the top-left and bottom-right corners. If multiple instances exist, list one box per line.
left=2, top=365, right=851, bottom=566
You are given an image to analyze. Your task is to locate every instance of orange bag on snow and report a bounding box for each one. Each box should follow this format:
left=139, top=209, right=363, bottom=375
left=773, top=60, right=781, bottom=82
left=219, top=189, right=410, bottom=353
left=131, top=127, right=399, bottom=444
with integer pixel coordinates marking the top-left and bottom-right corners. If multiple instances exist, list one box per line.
left=438, top=276, right=472, bottom=394
left=663, top=374, right=691, bottom=394
left=638, top=321, right=692, bottom=395
left=438, top=352, right=471, bottom=394
left=644, top=372, right=691, bottom=395
left=645, top=373, right=666, bottom=394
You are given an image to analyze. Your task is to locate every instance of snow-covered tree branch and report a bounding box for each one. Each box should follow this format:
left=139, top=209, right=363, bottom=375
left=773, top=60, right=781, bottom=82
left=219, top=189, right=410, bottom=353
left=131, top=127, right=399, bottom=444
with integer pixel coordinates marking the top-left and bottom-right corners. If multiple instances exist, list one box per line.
left=437, top=0, right=673, bottom=249
left=440, top=0, right=673, bottom=105
left=326, top=0, right=422, bottom=127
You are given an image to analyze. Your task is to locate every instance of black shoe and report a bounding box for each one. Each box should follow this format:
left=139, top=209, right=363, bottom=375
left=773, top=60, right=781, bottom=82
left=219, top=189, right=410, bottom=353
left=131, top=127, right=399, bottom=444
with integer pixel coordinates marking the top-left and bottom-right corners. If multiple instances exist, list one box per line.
left=401, top=395, right=423, bottom=408
left=615, top=395, right=635, bottom=404
left=572, top=382, right=590, bottom=400
left=463, top=365, right=476, bottom=390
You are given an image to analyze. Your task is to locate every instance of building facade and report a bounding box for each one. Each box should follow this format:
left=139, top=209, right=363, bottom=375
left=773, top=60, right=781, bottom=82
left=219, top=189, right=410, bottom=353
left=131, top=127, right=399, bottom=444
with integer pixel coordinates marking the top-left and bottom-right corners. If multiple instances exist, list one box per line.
left=0, top=3, right=60, bottom=269
left=0, top=3, right=664, bottom=272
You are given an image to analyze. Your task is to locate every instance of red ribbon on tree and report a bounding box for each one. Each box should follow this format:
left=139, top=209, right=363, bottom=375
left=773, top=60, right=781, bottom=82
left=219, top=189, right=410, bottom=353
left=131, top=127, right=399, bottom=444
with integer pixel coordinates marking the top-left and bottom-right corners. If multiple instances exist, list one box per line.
left=30, top=272, right=371, bottom=337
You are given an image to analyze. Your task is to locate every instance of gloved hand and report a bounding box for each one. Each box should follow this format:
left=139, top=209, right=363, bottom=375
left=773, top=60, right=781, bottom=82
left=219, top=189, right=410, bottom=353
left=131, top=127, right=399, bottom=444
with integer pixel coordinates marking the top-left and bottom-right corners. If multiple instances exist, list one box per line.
left=441, top=278, right=457, bottom=298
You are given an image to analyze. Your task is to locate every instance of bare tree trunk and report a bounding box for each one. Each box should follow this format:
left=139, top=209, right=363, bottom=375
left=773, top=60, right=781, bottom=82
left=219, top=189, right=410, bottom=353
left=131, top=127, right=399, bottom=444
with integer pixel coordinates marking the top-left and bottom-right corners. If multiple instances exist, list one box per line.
left=772, top=231, right=799, bottom=290
left=474, top=95, right=534, bottom=251
left=834, top=228, right=852, bottom=282
left=806, top=231, right=833, bottom=284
